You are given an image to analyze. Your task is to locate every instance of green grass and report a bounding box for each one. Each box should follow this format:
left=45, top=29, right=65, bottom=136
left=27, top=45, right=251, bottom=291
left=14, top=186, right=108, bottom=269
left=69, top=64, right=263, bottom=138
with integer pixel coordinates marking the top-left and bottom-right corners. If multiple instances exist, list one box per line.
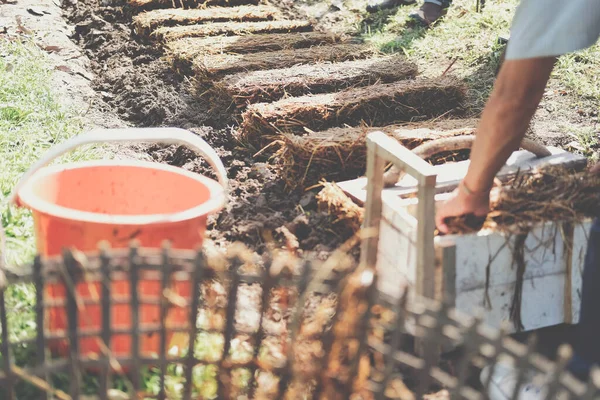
left=0, top=38, right=113, bottom=398
left=0, top=39, right=109, bottom=265
left=359, top=0, right=600, bottom=117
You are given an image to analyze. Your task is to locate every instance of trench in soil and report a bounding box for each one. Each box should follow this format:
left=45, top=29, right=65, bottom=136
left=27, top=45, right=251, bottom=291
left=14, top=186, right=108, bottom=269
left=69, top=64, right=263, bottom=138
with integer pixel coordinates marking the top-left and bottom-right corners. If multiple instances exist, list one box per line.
left=57, top=0, right=568, bottom=397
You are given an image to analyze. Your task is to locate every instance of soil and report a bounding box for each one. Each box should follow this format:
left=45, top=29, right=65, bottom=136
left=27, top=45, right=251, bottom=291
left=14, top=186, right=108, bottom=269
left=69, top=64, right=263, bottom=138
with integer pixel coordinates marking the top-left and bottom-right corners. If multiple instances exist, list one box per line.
left=62, top=0, right=354, bottom=257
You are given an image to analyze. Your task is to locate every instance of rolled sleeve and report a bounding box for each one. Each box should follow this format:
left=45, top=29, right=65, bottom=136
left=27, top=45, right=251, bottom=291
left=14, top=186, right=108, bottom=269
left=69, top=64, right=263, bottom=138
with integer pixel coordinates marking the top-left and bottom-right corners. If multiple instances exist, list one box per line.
left=506, top=0, right=600, bottom=60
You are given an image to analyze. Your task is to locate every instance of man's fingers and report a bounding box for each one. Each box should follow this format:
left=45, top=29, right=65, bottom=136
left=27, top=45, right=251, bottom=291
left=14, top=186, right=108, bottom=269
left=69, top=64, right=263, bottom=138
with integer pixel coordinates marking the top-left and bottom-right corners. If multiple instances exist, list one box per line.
left=438, top=222, right=448, bottom=234
left=435, top=212, right=448, bottom=233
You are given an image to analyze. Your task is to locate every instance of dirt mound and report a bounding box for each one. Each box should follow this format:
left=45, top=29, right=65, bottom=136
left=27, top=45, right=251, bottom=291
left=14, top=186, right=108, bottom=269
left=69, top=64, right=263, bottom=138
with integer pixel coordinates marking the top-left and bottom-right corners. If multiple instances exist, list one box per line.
left=67, top=0, right=214, bottom=127
left=148, top=128, right=353, bottom=253
left=65, top=0, right=351, bottom=254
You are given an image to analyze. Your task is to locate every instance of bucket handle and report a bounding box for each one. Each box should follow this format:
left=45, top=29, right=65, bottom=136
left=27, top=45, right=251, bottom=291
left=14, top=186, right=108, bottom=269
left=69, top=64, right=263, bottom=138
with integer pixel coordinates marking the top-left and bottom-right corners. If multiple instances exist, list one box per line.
left=8, top=127, right=229, bottom=206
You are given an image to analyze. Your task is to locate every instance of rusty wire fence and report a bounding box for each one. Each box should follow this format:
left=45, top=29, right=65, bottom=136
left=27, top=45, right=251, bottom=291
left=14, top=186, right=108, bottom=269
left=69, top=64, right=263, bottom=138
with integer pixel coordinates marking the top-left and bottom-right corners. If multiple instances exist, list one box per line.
left=0, top=243, right=599, bottom=399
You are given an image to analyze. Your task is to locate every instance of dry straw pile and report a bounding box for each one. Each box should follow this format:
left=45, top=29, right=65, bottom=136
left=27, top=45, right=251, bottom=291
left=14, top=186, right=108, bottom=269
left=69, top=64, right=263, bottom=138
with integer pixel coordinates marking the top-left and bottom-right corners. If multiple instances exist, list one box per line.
left=317, top=182, right=364, bottom=233
left=277, top=121, right=477, bottom=189
left=215, top=55, right=418, bottom=106
left=444, top=165, right=600, bottom=234
left=193, top=43, right=375, bottom=80
left=153, top=19, right=312, bottom=41
left=241, top=76, right=467, bottom=144
left=133, top=5, right=279, bottom=36
left=129, top=0, right=259, bottom=11
left=166, top=32, right=348, bottom=74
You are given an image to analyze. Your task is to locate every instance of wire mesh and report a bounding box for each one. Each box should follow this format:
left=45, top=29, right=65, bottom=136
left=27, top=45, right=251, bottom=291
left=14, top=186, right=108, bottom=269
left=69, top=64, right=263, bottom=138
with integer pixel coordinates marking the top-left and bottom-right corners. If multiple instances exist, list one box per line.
left=0, top=243, right=598, bottom=399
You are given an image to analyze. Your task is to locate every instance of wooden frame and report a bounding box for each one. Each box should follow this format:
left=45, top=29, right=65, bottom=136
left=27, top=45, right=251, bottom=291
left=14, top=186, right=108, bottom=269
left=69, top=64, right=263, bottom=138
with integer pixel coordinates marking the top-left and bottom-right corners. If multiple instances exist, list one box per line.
left=361, top=131, right=437, bottom=299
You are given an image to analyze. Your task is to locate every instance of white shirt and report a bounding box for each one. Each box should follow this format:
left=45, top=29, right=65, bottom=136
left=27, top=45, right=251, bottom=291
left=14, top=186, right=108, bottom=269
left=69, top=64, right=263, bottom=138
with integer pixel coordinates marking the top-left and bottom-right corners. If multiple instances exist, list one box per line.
left=506, top=0, right=600, bottom=60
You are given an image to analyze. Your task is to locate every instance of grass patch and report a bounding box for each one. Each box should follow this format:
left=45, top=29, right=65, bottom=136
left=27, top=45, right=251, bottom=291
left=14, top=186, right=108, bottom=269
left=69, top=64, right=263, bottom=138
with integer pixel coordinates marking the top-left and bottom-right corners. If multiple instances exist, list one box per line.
left=0, top=39, right=110, bottom=265
left=359, top=0, right=514, bottom=113
left=554, top=46, right=600, bottom=102
left=359, top=0, right=600, bottom=113
left=0, top=38, right=112, bottom=397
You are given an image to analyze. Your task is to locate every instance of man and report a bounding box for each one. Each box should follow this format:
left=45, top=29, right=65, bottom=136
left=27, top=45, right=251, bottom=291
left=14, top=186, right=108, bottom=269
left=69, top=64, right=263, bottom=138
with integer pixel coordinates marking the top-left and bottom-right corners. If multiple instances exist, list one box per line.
left=435, top=0, right=600, bottom=398
left=366, top=0, right=450, bottom=26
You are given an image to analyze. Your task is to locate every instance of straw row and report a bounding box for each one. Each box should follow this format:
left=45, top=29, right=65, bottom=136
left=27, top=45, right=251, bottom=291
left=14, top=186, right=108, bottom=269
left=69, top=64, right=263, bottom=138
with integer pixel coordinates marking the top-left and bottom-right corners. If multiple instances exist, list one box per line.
left=214, top=55, right=418, bottom=106
left=133, top=5, right=280, bottom=36
left=241, top=77, right=468, bottom=145
left=166, top=32, right=351, bottom=74
left=153, top=19, right=313, bottom=41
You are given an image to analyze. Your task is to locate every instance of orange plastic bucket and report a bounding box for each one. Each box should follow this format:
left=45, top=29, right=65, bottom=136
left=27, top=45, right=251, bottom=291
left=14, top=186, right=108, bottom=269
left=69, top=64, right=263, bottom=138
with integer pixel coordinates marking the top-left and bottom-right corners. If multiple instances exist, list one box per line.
left=9, top=128, right=228, bottom=358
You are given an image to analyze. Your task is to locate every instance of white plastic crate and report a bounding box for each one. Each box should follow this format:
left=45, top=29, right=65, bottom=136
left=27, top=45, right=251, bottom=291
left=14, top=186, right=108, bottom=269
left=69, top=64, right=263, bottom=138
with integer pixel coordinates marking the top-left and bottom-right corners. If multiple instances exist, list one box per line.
left=341, top=132, right=590, bottom=333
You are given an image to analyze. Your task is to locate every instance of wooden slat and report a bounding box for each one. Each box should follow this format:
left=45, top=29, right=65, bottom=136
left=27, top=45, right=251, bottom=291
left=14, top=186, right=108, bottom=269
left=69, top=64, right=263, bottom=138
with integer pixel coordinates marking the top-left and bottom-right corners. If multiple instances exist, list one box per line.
left=33, top=256, right=49, bottom=400
left=246, top=255, right=273, bottom=398
left=183, top=251, right=205, bottom=400
left=376, top=290, right=408, bottom=400
left=129, top=246, right=142, bottom=392
left=99, top=247, right=111, bottom=400
left=158, top=246, right=171, bottom=400
left=0, top=285, right=15, bottom=400
left=63, top=250, right=82, bottom=398
left=217, top=256, right=242, bottom=399
left=360, top=136, right=387, bottom=272
left=344, top=271, right=378, bottom=398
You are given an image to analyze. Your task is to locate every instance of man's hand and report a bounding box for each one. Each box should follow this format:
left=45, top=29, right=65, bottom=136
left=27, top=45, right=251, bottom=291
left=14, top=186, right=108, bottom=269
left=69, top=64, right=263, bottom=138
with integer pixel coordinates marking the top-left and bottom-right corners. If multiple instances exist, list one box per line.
left=435, top=184, right=490, bottom=234
left=434, top=57, right=555, bottom=234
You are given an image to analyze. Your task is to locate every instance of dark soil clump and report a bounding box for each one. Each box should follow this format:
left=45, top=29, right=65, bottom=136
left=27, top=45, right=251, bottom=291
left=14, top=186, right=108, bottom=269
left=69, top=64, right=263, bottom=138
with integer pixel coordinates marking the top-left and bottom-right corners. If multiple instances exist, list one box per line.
left=67, top=0, right=212, bottom=128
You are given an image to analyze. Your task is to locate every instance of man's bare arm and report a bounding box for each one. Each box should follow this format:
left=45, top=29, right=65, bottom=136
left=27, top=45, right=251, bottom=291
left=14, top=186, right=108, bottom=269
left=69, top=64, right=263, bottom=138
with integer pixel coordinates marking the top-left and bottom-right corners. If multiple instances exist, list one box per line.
left=463, top=57, right=556, bottom=192
left=435, top=57, right=557, bottom=232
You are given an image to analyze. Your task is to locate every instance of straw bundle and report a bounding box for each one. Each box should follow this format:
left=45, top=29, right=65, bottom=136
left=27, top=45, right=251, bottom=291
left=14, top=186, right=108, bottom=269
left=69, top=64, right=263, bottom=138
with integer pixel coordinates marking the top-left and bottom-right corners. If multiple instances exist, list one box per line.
left=153, top=19, right=312, bottom=41
left=193, top=43, right=376, bottom=80
left=277, top=121, right=477, bottom=189
left=166, top=32, right=350, bottom=75
left=215, top=55, right=418, bottom=106
left=241, top=76, right=468, bottom=145
left=443, top=165, right=600, bottom=234
left=317, top=182, right=364, bottom=233
left=134, top=5, right=280, bottom=36
left=129, top=0, right=259, bottom=11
